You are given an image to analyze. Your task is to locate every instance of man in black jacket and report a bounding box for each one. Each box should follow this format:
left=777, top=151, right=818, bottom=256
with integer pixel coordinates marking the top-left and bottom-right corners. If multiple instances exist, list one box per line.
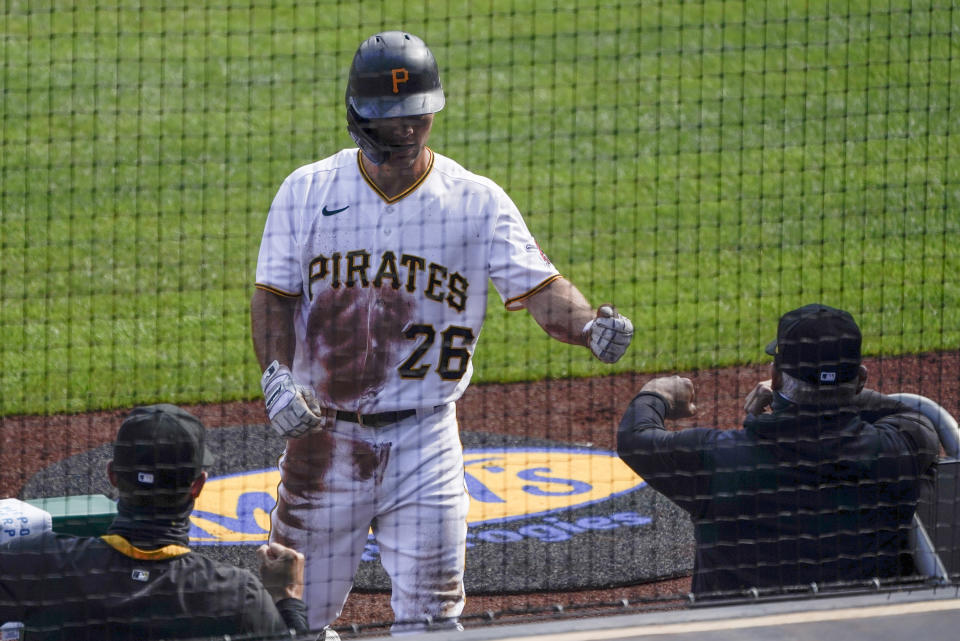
left=617, top=304, right=941, bottom=598
left=0, top=404, right=317, bottom=640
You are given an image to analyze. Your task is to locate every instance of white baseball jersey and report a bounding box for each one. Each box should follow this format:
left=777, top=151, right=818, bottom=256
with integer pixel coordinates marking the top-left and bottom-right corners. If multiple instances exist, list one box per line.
left=255, top=147, right=559, bottom=413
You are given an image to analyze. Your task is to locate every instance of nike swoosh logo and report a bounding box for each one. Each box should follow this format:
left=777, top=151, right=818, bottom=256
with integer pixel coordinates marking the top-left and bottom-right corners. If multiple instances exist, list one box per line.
left=322, top=205, right=350, bottom=216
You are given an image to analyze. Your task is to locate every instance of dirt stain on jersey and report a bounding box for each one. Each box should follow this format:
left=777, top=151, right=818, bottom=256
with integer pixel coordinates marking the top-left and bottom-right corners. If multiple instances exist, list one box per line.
left=307, top=285, right=415, bottom=407
left=398, top=577, right=465, bottom=628
left=282, top=430, right=334, bottom=494
left=352, top=440, right=378, bottom=480
left=270, top=525, right=298, bottom=548
left=282, top=430, right=390, bottom=491
left=352, top=440, right=391, bottom=481
left=273, top=497, right=309, bottom=532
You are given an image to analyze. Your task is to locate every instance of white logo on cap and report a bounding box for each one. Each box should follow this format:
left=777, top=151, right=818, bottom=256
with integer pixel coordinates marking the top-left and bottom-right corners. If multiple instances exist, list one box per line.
left=137, top=472, right=155, bottom=484
left=1, top=621, right=26, bottom=639
left=820, top=371, right=837, bottom=383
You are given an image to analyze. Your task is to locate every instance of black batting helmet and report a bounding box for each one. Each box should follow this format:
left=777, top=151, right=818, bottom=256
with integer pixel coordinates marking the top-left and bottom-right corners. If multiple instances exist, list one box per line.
left=345, top=31, right=445, bottom=164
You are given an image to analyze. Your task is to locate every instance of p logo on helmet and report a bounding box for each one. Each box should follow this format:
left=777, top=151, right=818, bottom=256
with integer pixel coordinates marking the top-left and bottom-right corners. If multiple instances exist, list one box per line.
left=391, top=68, right=408, bottom=93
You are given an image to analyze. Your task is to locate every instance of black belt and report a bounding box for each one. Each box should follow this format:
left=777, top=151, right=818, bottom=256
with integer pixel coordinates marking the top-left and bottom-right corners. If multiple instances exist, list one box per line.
left=335, top=409, right=417, bottom=428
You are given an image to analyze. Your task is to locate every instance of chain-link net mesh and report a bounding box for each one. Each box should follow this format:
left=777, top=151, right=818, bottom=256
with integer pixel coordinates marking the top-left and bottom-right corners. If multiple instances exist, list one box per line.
left=1, top=1, right=957, bottom=638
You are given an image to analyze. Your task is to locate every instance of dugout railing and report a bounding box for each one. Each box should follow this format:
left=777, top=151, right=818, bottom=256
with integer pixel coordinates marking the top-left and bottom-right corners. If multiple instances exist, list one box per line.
left=894, top=394, right=960, bottom=585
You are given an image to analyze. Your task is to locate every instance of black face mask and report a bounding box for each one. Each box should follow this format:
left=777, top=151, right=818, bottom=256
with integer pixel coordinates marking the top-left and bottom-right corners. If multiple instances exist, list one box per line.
left=346, top=105, right=422, bottom=166
left=108, top=495, right=195, bottom=548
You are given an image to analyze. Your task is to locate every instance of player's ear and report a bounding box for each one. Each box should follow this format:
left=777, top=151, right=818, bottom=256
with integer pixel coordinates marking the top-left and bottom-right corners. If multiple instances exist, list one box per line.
left=771, top=366, right=783, bottom=391
left=856, top=364, right=868, bottom=393
left=107, top=460, right=118, bottom=488
left=190, top=471, right=208, bottom=499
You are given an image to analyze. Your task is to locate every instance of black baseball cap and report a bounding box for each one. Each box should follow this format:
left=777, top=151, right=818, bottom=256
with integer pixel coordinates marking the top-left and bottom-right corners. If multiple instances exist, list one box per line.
left=112, top=404, right=215, bottom=503
left=765, top=303, right=862, bottom=385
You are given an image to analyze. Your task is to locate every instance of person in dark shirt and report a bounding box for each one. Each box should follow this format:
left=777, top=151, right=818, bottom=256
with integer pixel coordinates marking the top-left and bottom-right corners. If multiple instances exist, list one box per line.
left=0, top=404, right=319, bottom=640
left=617, top=304, right=941, bottom=598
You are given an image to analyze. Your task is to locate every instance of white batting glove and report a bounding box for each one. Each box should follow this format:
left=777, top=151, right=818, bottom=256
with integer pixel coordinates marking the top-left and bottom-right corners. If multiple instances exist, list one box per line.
left=583, top=305, right=634, bottom=363
left=260, top=360, right=326, bottom=438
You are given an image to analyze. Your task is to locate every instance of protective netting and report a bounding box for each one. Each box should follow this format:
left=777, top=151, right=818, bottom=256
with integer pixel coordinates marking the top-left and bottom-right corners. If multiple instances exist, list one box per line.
left=1, top=1, right=957, bottom=638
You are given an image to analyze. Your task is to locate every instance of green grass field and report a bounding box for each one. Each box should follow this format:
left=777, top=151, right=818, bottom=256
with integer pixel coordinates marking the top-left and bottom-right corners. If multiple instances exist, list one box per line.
left=2, top=0, right=957, bottom=416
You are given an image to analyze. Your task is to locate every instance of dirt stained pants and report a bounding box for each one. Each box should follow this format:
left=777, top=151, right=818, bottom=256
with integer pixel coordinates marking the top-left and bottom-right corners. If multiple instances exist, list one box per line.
left=270, top=403, right=468, bottom=631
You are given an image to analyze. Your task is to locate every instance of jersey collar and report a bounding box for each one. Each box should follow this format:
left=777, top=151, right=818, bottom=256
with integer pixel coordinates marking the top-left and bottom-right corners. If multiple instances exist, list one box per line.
left=101, top=534, right=192, bottom=561
left=357, top=148, right=434, bottom=204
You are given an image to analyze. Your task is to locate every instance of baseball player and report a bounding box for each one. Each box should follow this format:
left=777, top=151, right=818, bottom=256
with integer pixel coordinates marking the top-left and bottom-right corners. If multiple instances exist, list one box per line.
left=251, top=31, right=634, bottom=632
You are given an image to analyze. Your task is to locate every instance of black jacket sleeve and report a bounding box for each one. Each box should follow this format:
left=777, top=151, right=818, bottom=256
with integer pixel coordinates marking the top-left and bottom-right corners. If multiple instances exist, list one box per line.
left=616, top=391, right=720, bottom=518
left=859, top=389, right=942, bottom=466
left=854, top=388, right=916, bottom=423
left=855, top=389, right=941, bottom=457
left=275, top=597, right=310, bottom=636
left=237, top=575, right=311, bottom=638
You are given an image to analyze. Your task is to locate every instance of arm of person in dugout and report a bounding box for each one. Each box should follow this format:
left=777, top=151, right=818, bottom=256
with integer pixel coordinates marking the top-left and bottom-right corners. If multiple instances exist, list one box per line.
left=254, top=542, right=310, bottom=636
left=251, top=287, right=298, bottom=370
left=616, top=376, right=720, bottom=517
left=855, top=388, right=943, bottom=468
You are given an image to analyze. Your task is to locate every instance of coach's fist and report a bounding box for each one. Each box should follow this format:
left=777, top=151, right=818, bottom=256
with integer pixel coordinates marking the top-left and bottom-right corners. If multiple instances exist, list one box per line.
left=260, top=360, right=326, bottom=438
left=641, top=376, right=697, bottom=419
left=743, top=379, right=774, bottom=416
left=257, top=542, right=305, bottom=601
left=583, top=304, right=633, bottom=363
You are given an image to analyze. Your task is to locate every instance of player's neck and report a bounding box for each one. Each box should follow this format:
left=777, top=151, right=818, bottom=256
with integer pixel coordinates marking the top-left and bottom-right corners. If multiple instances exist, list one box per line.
left=361, top=148, right=432, bottom=199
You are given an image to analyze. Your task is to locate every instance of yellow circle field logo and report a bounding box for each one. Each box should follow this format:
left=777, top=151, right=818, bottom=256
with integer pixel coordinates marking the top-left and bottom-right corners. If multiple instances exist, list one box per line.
left=189, top=447, right=646, bottom=544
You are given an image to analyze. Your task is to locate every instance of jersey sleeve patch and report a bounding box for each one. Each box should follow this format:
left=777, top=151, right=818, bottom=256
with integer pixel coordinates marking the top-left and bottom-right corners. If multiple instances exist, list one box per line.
left=525, top=240, right=551, bottom=265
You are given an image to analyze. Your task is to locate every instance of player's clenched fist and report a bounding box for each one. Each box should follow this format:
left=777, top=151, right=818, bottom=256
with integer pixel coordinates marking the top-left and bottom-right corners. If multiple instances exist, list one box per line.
left=260, top=360, right=326, bottom=438
left=641, top=375, right=697, bottom=419
left=583, top=304, right=634, bottom=363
